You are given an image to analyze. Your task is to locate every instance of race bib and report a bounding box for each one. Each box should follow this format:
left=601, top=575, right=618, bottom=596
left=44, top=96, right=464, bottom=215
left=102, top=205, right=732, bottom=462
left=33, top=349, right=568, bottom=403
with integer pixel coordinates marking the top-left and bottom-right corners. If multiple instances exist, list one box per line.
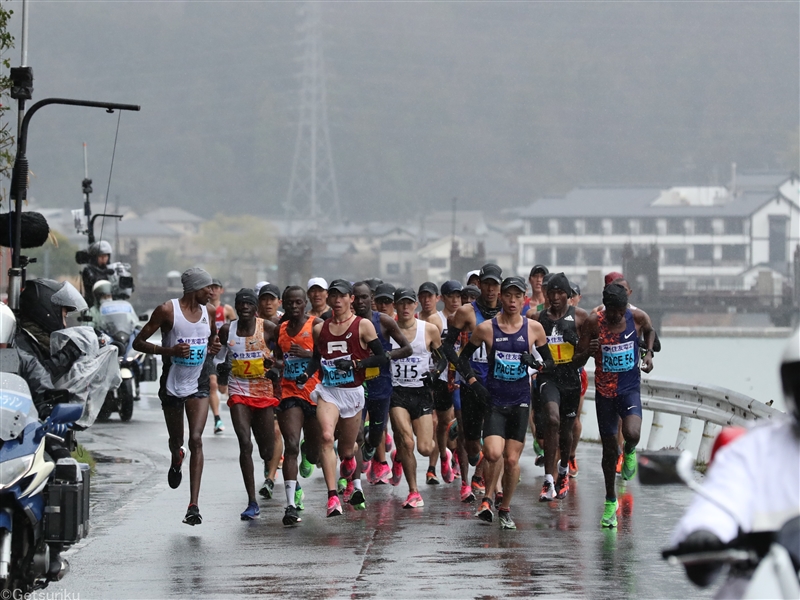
left=392, top=356, right=425, bottom=385
left=547, top=335, right=574, bottom=365
left=100, top=303, right=133, bottom=315
left=492, top=351, right=527, bottom=381
left=365, top=366, right=381, bottom=381
left=172, top=337, right=207, bottom=367
left=231, top=350, right=266, bottom=379
left=321, top=355, right=355, bottom=387
left=471, top=343, right=488, bottom=364
left=284, top=355, right=310, bottom=381
left=601, top=341, right=636, bottom=373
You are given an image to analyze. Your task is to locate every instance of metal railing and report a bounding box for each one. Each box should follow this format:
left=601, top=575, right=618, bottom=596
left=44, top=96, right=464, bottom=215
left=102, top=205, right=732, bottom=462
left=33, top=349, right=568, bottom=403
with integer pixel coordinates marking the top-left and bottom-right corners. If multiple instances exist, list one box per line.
left=584, top=372, right=786, bottom=464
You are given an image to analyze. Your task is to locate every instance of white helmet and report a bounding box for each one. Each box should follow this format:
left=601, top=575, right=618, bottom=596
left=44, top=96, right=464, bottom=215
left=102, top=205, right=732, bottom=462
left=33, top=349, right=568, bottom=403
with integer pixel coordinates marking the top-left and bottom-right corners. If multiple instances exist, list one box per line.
left=0, top=303, right=16, bottom=345
left=89, top=240, right=112, bottom=257
left=780, top=327, right=800, bottom=425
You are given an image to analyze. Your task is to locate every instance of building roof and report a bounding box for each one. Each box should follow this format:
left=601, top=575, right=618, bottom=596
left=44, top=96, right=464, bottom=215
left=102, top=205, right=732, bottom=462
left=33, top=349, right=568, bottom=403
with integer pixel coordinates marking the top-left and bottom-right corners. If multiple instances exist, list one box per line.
left=117, top=218, right=178, bottom=237
left=141, top=207, right=204, bottom=224
left=735, top=170, right=794, bottom=191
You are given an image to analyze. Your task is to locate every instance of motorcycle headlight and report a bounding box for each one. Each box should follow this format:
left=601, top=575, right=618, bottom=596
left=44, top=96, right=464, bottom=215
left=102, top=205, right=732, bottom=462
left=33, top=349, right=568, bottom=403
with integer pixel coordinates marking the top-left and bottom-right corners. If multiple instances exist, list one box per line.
left=0, top=455, right=34, bottom=489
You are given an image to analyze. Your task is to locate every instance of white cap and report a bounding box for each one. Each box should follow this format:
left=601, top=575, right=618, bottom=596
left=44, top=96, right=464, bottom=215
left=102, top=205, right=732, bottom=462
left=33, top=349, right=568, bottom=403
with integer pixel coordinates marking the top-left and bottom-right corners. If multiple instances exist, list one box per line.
left=307, top=277, right=328, bottom=291
left=465, top=270, right=480, bottom=283
left=255, top=281, right=269, bottom=291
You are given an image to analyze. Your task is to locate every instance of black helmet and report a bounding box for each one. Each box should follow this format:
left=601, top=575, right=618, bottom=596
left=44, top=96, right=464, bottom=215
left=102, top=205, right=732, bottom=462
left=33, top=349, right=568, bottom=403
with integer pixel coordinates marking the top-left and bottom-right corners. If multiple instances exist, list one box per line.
left=19, top=279, right=87, bottom=334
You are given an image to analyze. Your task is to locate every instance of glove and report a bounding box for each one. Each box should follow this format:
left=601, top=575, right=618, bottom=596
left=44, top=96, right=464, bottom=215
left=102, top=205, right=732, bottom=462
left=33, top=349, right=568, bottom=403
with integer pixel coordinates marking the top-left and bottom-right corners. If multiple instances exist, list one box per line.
left=677, top=530, right=724, bottom=587
left=334, top=359, right=355, bottom=372
left=562, top=328, right=579, bottom=347
left=469, top=380, right=491, bottom=405
left=295, top=372, right=309, bottom=388
left=265, top=367, right=281, bottom=383
left=421, top=370, right=437, bottom=388
left=520, top=352, right=542, bottom=370
left=44, top=420, right=73, bottom=438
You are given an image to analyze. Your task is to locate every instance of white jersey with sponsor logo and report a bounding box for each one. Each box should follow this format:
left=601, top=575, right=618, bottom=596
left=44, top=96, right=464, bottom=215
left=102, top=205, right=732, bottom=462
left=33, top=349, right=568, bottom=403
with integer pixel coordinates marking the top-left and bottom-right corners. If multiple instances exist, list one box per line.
left=391, top=319, right=430, bottom=388
left=162, top=299, right=210, bottom=397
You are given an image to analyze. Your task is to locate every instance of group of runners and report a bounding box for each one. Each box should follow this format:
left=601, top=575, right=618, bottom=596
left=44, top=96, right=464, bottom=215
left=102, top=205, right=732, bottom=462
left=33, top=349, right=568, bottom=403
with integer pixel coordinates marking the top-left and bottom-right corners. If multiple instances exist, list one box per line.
left=133, top=263, right=657, bottom=530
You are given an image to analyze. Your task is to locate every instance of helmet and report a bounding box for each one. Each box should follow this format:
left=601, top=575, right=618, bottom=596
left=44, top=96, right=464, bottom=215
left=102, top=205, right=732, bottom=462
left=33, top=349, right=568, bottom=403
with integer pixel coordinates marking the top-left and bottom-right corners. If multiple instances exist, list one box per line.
left=19, top=279, right=88, bottom=334
left=780, top=327, right=800, bottom=424
left=89, top=240, right=112, bottom=257
left=92, top=279, right=112, bottom=304
left=0, top=303, right=16, bottom=345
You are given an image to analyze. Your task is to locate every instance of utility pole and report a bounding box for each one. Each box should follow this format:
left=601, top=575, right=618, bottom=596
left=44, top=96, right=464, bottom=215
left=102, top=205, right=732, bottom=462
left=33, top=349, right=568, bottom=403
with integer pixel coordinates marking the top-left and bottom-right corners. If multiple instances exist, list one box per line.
left=284, top=1, right=342, bottom=229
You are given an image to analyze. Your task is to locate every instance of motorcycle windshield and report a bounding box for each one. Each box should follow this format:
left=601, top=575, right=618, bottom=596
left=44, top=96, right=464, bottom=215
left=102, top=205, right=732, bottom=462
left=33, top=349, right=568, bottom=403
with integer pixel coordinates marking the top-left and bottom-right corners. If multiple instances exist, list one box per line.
left=0, top=372, right=38, bottom=441
left=96, top=301, right=136, bottom=338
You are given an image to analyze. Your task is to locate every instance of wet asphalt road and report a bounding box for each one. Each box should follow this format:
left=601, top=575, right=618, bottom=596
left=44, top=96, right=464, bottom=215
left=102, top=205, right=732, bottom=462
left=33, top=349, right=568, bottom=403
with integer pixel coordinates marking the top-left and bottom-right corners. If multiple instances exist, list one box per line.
left=49, top=392, right=710, bottom=600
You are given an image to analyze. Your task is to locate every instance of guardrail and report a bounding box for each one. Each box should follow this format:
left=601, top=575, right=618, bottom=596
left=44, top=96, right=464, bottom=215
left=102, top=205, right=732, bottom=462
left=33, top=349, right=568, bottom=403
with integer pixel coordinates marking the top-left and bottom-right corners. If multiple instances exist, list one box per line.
left=584, top=372, right=786, bottom=464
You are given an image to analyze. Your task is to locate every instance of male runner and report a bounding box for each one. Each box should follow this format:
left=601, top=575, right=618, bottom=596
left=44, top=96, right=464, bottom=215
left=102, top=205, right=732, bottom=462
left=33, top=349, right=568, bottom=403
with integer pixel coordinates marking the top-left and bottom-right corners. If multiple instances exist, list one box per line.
left=208, top=278, right=235, bottom=434
left=582, top=283, right=654, bottom=527
left=442, top=264, right=503, bottom=498
left=528, top=272, right=593, bottom=502
left=528, top=272, right=553, bottom=466
left=374, top=283, right=396, bottom=319
left=258, top=283, right=283, bottom=324
left=568, top=282, right=586, bottom=477
left=458, top=276, right=551, bottom=528
left=417, top=281, right=444, bottom=484
left=523, top=264, right=548, bottom=315
left=465, top=270, right=481, bottom=287
left=307, top=277, right=332, bottom=320
left=217, top=289, right=279, bottom=520
left=276, top=286, right=322, bottom=526
left=133, top=267, right=221, bottom=525
left=352, top=282, right=411, bottom=485
left=389, top=288, right=446, bottom=508
left=461, top=285, right=480, bottom=305
left=296, top=279, right=389, bottom=516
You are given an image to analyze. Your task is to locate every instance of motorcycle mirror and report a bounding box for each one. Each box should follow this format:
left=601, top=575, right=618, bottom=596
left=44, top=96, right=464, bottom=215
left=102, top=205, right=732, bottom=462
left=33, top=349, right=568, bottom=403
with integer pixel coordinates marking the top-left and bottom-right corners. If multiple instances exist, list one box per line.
left=138, top=314, right=149, bottom=322
left=49, top=403, right=84, bottom=425
left=637, top=450, right=684, bottom=485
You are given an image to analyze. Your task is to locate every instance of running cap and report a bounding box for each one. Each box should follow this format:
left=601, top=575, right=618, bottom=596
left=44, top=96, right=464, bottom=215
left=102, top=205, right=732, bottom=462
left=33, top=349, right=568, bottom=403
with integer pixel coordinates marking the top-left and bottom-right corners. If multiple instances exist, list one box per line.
left=235, top=288, right=258, bottom=306
left=394, top=287, right=417, bottom=303
left=374, top=283, right=396, bottom=302
left=418, top=281, right=438, bottom=296
left=182, top=267, right=213, bottom=293
left=441, top=280, right=463, bottom=295
left=501, top=276, right=527, bottom=293
left=465, top=270, right=480, bottom=284
left=211, top=278, right=223, bottom=288
left=259, top=283, right=281, bottom=298
left=462, top=284, right=481, bottom=299
left=328, top=279, right=353, bottom=295
left=604, top=271, right=625, bottom=286
left=603, top=283, right=628, bottom=308
left=307, top=277, right=328, bottom=291
left=365, top=278, right=384, bottom=292
left=479, top=263, right=502, bottom=284
left=529, top=264, right=549, bottom=277
left=547, top=272, right=572, bottom=296
left=571, top=282, right=582, bottom=297
left=255, top=280, right=269, bottom=291
left=542, top=273, right=554, bottom=288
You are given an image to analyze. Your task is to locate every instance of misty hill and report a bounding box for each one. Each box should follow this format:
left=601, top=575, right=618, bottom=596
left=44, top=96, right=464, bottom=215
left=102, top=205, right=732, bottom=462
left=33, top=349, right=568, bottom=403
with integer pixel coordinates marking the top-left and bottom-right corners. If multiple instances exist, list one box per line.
left=8, top=1, right=798, bottom=222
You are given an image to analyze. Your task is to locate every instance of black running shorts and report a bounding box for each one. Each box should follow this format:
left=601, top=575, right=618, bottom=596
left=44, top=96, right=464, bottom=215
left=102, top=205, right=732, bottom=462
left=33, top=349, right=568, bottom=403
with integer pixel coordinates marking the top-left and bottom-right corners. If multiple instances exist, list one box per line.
left=483, top=403, right=530, bottom=443
left=390, top=386, right=434, bottom=421
left=538, top=379, right=580, bottom=420
left=277, top=396, right=317, bottom=419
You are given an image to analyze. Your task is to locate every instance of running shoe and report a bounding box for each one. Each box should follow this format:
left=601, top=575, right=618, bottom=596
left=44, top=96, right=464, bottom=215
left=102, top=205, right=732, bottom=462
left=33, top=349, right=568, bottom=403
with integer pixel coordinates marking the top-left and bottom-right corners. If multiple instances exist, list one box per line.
left=299, top=439, right=315, bottom=478
left=326, top=495, right=343, bottom=517
left=259, top=478, right=274, bottom=499
left=278, top=455, right=284, bottom=469
left=183, top=504, right=202, bottom=526
left=533, top=439, right=545, bottom=467
left=361, top=440, right=376, bottom=463
left=601, top=499, right=618, bottom=528
left=370, top=460, right=391, bottom=485
left=240, top=501, right=260, bottom=520
left=349, top=487, right=366, bottom=510
left=460, top=482, right=476, bottom=503
left=214, top=416, right=225, bottom=434
left=471, top=475, right=485, bottom=496
left=343, top=480, right=354, bottom=503
left=452, top=453, right=461, bottom=479
left=498, top=509, right=516, bottom=530
left=362, top=458, right=372, bottom=478
left=340, top=456, right=357, bottom=480
left=441, top=449, right=455, bottom=483
left=337, top=478, right=347, bottom=494
left=384, top=433, right=393, bottom=454
left=476, top=498, right=493, bottom=522
left=555, top=473, right=569, bottom=499
left=168, top=446, right=186, bottom=490
left=402, top=491, right=424, bottom=509
left=282, top=505, right=301, bottom=526
left=621, top=448, right=637, bottom=481
left=615, top=452, right=623, bottom=475
left=390, top=450, right=403, bottom=486
left=426, top=467, right=440, bottom=485
left=295, top=487, right=305, bottom=511
left=569, top=457, right=579, bottom=478
left=494, top=491, right=503, bottom=506
left=539, top=480, right=556, bottom=502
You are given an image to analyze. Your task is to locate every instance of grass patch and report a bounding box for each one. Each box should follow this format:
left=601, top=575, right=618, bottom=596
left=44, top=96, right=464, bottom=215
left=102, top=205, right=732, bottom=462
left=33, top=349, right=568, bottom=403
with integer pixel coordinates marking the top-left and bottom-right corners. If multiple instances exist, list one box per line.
left=71, top=442, right=97, bottom=475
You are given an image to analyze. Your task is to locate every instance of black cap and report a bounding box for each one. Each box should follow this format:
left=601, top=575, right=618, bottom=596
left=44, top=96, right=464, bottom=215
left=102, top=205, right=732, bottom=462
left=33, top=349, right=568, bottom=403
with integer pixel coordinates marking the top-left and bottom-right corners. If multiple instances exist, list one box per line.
left=394, top=287, right=417, bottom=303
left=418, top=281, right=438, bottom=296
left=365, top=278, right=384, bottom=292
left=440, top=280, right=463, bottom=295
left=234, top=288, right=258, bottom=306
left=603, top=283, right=628, bottom=308
left=211, top=278, right=223, bottom=288
left=328, top=279, right=353, bottom=295
left=547, top=272, right=572, bottom=296
left=529, top=264, right=549, bottom=277
left=479, top=263, right=502, bottom=283
left=258, top=283, right=281, bottom=298
left=374, top=283, right=396, bottom=301
left=542, top=273, right=554, bottom=288
left=570, top=282, right=581, bottom=297
left=501, top=276, right=527, bottom=293
left=462, top=284, right=481, bottom=299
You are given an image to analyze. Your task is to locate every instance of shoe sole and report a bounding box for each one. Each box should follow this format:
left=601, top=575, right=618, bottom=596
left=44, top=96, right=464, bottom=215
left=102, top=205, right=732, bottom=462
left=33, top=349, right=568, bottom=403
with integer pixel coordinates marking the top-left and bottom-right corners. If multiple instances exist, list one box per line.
left=182, top=516, right=202, bottom=526
left=426, top=478, right=440, bottom=485
left=168, top=447, right=186, bottom=489
left=403, top=503, right=423, bottom=509
left=539, top=495, right=555, bottom=502
left=282, top=516, right=301, bottom=526
left=500, top=522, right=517, bottom=530
left=349, top=492, right=366, bottom=507
left=477, top=510, right=493, bottom=523
left=259, top=488, right=274, bottom=499
left=240, top=513, right=260, bottom=521
left=601, top=520, right=618, bottom=528
left=326, top=509, right=343, bottom=518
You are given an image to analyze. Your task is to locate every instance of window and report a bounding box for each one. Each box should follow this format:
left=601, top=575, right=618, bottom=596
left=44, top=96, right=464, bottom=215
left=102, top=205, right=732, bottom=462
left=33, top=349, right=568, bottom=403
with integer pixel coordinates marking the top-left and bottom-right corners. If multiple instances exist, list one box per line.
left=531, top=219, right=549, bottom=234
left=585, top=218, right=602, bottom=234
left=608, top=247, right=623, bottom=265
left=556, top=247, right=578, bottom=266
left=583, top=248, right=604, bottom=266
left=693, top=245, right=713, bottom=262
left=522, top=245, right=535, bottom=264
left=430, top=258, right=447, bottom=268
left=724, top=218, right=744, bottom=235
left=640, top=218, right=656, bottom=234
left=536, top=247, right=552, bottom=265
left=612, top=219, right=628, bottom=235
left=381, top=239, right=412, bottom=251
left=558, top=219, right=576, bottom=235
left=696, top=278, right=716, bottom=289
left=386, top=263, right=400, bottom=275
left=769, top=216, right=788, bottom=263
left=694, top=218, right=713, bottom=235
left=667, top=218, right=685, bottom=235
left=721, top=245, right=746, bottom=262
left=665, top=248, right=687, bottom=265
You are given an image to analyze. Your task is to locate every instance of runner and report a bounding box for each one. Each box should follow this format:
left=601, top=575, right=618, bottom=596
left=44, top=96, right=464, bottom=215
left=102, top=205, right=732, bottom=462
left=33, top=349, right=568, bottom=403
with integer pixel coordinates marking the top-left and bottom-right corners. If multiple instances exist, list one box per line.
left=388, top=287, right=446, bottom=508
left=528, top=272, right=593, bottom=503
left=258, top=283, right=283, bottom=324
left=133, top=267, right=221, bottom=525
left=373, top=283, right=396, bottom=319
left=275, top=286, right=323, bottom=526
left=352, top=282, right=411, bottom=486
left=208, top=278, right=235, bottom=434
left=442, top=264, right=503, bottom=498
left=523, top=264, right=548, bottom=315
left=295, top=279, right=389, bottom=516
left=569, top=282, right=586, bottom=478
left=461, top=284, right=480, bottom=305
left=417, top=281, right=443, bottom=484
left=527, top=272, right=553, bottom=467
left=465, top=270, right=481, bottom=287
left=457, top=276, right=551, bottom=528
left=217, top=289, right=280, bottom=520
left=307, top=277, right=332, bottom=320
left=582, top=283, right=655, bottom=528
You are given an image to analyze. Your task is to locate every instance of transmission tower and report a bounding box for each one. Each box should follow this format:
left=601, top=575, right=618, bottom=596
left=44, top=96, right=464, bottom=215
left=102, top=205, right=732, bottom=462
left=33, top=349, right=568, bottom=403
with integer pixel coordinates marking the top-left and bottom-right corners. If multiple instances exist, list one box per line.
left=285, top=2, right=342, bottom=227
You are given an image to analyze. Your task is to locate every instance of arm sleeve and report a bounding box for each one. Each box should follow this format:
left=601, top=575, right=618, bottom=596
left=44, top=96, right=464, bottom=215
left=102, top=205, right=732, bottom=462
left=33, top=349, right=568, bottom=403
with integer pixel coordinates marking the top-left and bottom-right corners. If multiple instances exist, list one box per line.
left=43, top=339, right=83, bottom=381
left=430, top=346, right=448, bottom=376
left=359, top=338, right=390, bottom=369
left=455, top=341, right=479, bottom=381
left=302, top=347, right=322, bottom=379
left=535, top=342, right=555, bottom=370
left=441, top=325, right=463, bottom=369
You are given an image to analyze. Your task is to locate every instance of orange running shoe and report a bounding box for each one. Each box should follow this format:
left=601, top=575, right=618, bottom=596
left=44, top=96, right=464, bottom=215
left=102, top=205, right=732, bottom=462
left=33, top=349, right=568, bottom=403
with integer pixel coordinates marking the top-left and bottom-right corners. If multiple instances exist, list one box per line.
left=569, top=457, right=579, bottom=478
left=615, top=453, right=623, bottom=475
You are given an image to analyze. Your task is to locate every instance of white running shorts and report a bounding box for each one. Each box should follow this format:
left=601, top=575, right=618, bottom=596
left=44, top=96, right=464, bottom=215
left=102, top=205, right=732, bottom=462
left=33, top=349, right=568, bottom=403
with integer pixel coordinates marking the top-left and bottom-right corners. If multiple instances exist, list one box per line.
left=311, top=384, right=365, bottom=419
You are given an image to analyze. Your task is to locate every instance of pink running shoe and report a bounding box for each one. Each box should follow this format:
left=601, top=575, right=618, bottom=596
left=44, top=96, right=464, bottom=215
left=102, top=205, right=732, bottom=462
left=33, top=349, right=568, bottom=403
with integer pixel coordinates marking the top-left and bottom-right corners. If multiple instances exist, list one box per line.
left=385, top=433, right=394, bottom=454
left=453, top=454, right=461, bottom=479
left=326, top=495, right=343, bottom=517
left=340, top=456, right=356, bottom=480
left=441, top=449, right=455, bottom=484
left=344, top=480, right=355, bottom=503
left=402, top=491, right=424, bottom=509
left=370, top=459, right=391, bottom=485
left=460, top=482, right=476, bottom=503
left=390, top=450, right=404, bottom=486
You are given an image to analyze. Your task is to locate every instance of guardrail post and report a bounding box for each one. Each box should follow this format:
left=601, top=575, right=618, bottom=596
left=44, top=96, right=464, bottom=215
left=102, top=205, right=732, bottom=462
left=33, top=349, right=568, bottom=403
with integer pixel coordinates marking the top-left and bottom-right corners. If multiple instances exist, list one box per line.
left=675, top=416, right=693, bottom=451
left=646, top=411, right=670, bottom=450
left=697, top=421, right=721, bottom=465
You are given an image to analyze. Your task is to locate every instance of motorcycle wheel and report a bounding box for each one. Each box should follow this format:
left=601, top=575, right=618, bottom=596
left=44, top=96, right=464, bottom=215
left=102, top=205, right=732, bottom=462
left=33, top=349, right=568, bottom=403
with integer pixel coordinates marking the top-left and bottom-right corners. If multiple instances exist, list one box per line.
left=97, top=393, right=113, bottom=422
left=119, top=379, right=134, bottom=422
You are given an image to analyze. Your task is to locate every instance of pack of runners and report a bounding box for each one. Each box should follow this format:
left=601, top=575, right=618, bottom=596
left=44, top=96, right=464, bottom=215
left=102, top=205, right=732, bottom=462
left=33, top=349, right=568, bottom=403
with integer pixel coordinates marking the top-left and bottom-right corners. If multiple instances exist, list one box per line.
left=134, top=265, right=657, bottom=530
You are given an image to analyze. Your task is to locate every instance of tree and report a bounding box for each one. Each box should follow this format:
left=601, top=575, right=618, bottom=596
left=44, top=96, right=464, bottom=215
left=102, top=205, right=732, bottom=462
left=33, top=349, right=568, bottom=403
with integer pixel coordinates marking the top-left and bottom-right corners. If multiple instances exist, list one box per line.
left=0, top=1, right=13, bottom=184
